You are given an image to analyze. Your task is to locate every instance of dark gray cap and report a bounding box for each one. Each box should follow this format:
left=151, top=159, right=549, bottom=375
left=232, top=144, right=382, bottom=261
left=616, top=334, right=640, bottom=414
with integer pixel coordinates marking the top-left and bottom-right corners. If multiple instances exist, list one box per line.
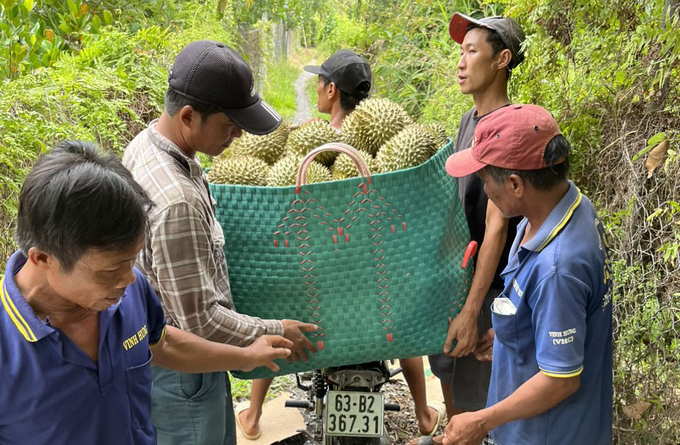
left=449, top=13, right=526, bottom=69
left=303, top=50, right=372, bottom=95
left=168, top=40, right=282, bottom=135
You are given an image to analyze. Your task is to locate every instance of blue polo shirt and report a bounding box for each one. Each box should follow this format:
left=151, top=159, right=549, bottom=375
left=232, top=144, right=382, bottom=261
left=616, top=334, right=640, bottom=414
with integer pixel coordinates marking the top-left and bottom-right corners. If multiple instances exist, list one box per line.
left=488, top=182, right=612, bottom=445
left=0, top=251, right=166, bottom=445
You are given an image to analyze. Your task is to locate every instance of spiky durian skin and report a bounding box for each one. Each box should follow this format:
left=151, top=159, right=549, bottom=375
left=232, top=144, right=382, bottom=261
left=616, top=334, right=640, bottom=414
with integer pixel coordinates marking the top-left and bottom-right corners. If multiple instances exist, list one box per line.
left=207, top=155, right=269, bottom=186
left=285, top=121, right=341, bottom=166
left=375, top=124, right=436, bottom=173
left=331, top=150, right=377, bottom=180
left=341, top=98, right=413, bottom=156
left=423, top=122, right=449, bottom=155
left=225, top=122, right=291, bottom=165
left=332, top=170, right=353, bottom=181
left=267, top=155, right=332, bottom=187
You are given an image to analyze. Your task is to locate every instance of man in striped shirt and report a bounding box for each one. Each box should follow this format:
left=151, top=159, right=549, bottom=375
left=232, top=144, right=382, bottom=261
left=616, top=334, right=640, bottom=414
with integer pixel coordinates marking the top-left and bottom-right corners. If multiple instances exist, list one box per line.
left=123, top=40, right=318, bottom=445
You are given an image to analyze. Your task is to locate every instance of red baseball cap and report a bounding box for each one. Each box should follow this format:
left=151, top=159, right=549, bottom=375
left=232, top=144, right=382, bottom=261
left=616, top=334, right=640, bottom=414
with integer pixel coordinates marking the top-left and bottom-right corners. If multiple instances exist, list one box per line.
left=445, top=104, right=563, bottom=178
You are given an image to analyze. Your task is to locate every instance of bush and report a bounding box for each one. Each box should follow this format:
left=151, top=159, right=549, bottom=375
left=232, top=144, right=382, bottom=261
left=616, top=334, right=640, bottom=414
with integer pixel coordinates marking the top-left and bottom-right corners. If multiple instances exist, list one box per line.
left=356, top=0, right=680, bottom=442
left=0, top=1, right=239, bottom=268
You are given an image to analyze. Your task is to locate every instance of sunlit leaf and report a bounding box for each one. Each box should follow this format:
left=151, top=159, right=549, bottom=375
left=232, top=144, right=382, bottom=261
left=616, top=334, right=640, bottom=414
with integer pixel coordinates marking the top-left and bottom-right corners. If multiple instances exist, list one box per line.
left=67, top=0, right=77, bottom=17
left=90, top=14, right=100, bottom=33
left=59, top=22, right=72, bottom=34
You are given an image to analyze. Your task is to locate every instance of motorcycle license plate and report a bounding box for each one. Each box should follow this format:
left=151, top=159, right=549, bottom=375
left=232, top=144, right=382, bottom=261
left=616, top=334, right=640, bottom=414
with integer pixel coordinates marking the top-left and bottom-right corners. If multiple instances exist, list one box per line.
left=325, top=391, right=384, bottom=437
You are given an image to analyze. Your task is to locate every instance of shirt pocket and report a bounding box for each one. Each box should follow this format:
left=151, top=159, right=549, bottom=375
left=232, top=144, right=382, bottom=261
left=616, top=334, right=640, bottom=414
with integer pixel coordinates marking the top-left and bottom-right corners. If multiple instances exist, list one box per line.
left=126, top=350, right=153, bottom=429
left=491, top=292, right=520, bottom=352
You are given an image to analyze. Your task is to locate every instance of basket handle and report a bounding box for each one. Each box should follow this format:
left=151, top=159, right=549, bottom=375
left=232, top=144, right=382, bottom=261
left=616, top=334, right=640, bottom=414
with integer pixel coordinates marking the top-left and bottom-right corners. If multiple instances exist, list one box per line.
left=295, top=143, right=372, bottom=194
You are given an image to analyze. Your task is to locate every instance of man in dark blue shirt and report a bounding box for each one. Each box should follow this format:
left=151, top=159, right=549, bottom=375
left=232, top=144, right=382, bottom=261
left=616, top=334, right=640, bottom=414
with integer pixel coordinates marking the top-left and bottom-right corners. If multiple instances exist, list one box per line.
left=443, top=105, right=612, bottom=445
left=0, top=141, right=292, bottom=445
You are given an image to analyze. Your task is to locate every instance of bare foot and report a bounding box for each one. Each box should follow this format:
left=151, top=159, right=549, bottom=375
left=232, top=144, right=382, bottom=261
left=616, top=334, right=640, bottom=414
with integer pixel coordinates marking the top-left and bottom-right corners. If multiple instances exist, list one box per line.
left=237, top=408, right=261, bottom=439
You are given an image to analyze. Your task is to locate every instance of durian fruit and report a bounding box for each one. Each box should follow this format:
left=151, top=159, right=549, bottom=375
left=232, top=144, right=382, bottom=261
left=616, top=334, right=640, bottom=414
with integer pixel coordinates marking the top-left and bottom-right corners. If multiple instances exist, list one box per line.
left=226, top=122, right=291, bottom=165
left=423, top=122, right=449, bottom=155
left=331, top=150, right=377, bottom=181
left=207, top=155, right=269, bottom=186
left=285, top=121, right=341, bottom=166
left=341, top=98, right=413, bottom=156
left=375, top=124, right=437, bottom=174
left=267, top=155, right=332, bottom=187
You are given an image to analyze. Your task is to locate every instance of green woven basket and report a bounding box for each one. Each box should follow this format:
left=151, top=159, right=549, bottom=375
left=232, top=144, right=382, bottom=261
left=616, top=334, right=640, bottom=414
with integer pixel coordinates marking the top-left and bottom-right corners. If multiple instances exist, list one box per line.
left=209, top=141, right=472, bottom=379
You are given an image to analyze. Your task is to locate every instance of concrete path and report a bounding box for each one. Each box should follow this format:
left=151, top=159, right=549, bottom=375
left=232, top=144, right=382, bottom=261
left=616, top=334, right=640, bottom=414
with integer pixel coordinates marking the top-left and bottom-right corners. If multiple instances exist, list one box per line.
left=292, top=61, right=316, bottom=125
left=235, top=391, right=306, bottom=445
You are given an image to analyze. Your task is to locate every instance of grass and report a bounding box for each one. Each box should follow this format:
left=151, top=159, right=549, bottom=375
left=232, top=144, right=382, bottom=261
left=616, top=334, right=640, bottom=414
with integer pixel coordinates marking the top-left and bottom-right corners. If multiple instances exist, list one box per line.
left=229, top=373, right=296, bottom=403
left=261, top=59, right=302, bottom=121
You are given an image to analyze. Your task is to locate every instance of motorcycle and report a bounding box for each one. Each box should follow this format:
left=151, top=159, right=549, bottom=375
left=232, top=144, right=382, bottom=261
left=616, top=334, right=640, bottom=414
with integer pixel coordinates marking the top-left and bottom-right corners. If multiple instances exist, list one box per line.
left=285, top=361, right=403, bottom=445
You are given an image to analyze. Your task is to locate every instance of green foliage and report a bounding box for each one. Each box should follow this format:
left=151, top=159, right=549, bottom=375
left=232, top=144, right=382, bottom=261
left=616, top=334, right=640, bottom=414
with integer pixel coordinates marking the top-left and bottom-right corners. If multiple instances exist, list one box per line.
left=0, top=0, right=62, bottom=78
left=0, top=0, right=239, bottom=266
left=0, top=0, right=191, bottom=81
left=231, top=0, right=323, bottom=31
left=229, top=373, right=294, bottom=402
left=315, top=12, right=370, bottom=52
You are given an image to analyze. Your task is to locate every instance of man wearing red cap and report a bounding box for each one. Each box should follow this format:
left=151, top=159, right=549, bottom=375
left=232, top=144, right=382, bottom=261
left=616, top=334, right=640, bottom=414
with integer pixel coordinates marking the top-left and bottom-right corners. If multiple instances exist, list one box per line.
left=443, top=104, right=612, bottom=445
left=416, top=15, right=526, bottom=444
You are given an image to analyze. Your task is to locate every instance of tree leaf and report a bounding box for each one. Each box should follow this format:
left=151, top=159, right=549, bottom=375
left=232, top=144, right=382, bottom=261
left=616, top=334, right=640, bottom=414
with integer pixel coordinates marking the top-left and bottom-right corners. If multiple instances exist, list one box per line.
left=67, top=0, right=77, bottom=17
left=103, top=9, right=113, bottom=25
left=647, top=132, right=665, bottom=147
left=22, top=0, right=32, bottom=12
left=59, top=22, right=73, bottom=34
left=90, top=14, right=100, bottom=33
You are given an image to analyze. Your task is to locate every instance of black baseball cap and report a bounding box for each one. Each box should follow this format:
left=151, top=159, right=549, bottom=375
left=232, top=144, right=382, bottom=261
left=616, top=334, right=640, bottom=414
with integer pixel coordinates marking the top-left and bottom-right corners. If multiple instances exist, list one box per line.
left=303, top=50, right=371, bottom=95
left=168, top=40, right=282, bottom=135
left=449, top=13, right=525, bottom=69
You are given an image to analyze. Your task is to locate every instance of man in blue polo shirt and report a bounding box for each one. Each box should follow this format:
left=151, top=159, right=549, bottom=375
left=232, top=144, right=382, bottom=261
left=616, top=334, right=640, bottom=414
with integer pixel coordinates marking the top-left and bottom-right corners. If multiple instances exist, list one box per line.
left=442, top=105, right=612, bottom=445
left=0, top=141, right=292, bottom=445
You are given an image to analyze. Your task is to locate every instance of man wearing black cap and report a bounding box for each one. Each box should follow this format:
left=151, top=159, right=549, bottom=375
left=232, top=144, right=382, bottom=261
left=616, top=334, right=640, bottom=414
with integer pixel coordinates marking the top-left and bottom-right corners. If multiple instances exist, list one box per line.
left=415, top=13, right=526, bottom=444
left=303, top=49, right=372, bottom=130
left=236, top=49, right=375, bottom=441
left=123, top=40, right=318, bottom=445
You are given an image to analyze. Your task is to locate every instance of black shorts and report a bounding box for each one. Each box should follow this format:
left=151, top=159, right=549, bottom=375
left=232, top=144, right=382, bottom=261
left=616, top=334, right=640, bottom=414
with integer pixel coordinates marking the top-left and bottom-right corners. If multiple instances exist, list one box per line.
left=428, top=288, right=499, bottom=411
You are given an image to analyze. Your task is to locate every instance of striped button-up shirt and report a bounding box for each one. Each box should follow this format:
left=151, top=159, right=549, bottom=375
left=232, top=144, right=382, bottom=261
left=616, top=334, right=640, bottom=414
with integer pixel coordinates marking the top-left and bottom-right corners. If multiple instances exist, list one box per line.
left=123, top=120, right=283, bottom=346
